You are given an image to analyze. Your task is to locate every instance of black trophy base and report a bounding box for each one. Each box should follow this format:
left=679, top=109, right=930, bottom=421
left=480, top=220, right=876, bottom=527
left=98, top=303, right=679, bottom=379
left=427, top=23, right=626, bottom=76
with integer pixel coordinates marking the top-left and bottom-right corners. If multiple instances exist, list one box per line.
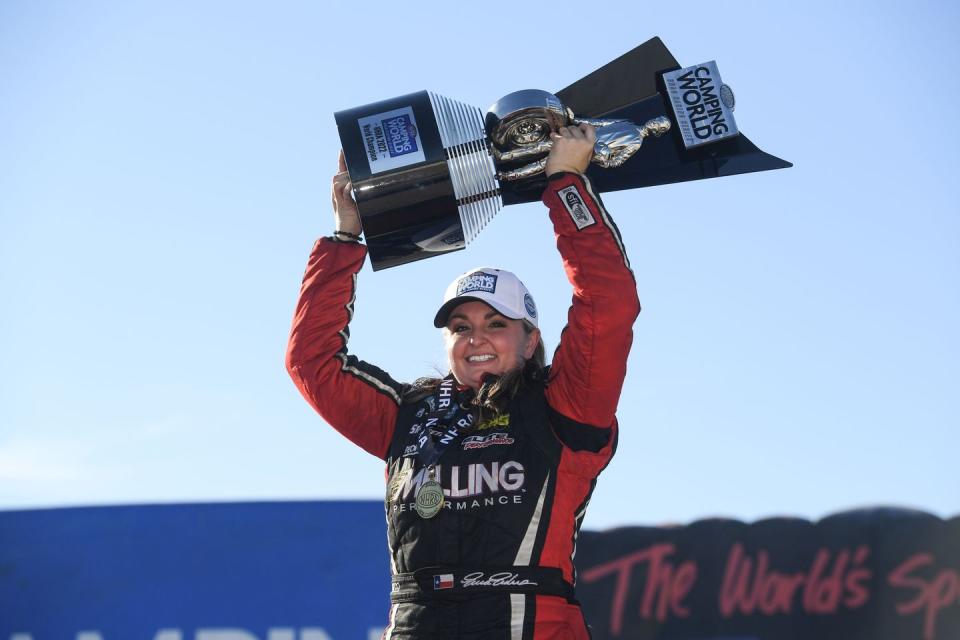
left=335, top=91, right=465, bottom=271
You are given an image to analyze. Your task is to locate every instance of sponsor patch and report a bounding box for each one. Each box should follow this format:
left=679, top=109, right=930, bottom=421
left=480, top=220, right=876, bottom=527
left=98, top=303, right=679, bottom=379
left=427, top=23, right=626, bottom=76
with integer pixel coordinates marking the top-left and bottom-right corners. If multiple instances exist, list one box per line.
left=558, top=185, right=595, bottom=230
left=403, top=444, right=418, bottom=456
left=392, top=493, right=525, bottom=513
left=383, top=113, right=419, bottom=158
left=391, top=460, right=525, bottom=502
left=476, top=414, right=510, bottom=431
left=523, top=293, right=537, bottom=319
left=662, top=60, right=739, bottom=149
left=457, top=271, right=497, bottom=296
left=462, top=432, right=515, bottom=450
left=357, top=106, right=426, bottom=175
left=434, top=573, right=454, bottom=590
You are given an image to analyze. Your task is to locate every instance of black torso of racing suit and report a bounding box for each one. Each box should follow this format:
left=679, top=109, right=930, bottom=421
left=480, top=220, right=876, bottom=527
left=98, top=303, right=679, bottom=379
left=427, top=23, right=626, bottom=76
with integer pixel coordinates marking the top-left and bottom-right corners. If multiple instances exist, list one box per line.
left=286, top=172, right=640, bottom=639
left=384, top=375, right=608, bottom=637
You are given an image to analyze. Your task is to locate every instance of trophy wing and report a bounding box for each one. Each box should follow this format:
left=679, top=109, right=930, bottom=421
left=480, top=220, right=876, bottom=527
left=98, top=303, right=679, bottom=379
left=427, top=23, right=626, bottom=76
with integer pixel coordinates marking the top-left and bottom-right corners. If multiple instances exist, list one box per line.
left=555, top=37, right=680, bottom=118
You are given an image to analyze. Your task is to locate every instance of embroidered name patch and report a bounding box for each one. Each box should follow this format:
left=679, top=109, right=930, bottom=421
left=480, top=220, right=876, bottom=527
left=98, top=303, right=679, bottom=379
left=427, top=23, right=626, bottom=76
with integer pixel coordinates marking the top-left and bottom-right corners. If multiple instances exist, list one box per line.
left=558, top=185, right=595, bottom=230
left=457, top=271, right=497, bottom=295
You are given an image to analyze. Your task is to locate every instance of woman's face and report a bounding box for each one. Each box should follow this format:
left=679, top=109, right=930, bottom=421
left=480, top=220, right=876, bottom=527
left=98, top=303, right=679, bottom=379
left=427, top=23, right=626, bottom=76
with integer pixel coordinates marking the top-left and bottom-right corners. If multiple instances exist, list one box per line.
left=443, top=301, right=540, bottom=391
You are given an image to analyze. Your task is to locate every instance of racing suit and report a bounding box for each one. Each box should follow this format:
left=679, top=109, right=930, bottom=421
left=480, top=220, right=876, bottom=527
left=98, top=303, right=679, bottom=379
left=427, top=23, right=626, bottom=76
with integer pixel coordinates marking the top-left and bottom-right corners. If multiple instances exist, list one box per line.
left=286, top=172, right=640, bottom=639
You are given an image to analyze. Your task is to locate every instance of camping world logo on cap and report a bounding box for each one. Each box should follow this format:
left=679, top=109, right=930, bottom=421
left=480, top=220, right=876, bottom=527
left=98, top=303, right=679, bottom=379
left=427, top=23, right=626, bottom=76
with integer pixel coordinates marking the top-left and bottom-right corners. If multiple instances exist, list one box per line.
left=457, top=271, right=498, bottom=296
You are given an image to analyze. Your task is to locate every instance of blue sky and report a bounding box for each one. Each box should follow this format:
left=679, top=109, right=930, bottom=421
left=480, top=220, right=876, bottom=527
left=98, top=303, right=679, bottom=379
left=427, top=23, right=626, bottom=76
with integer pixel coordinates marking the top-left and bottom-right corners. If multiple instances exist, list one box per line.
left=1, top=1, right=957, bottom=529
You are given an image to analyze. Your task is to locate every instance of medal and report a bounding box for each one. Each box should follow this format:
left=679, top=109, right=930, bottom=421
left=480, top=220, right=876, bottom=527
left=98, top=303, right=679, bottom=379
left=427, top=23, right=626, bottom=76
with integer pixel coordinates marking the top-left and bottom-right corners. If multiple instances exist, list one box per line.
left=403, top=380, right=473, bottom=519
left=414, top=466, right=444, bottom=519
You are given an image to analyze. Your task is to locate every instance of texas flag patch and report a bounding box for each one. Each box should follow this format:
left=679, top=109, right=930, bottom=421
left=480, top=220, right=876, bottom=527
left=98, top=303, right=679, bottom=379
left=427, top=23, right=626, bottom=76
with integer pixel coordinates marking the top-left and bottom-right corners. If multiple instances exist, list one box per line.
left=434, top=573, right=454, bottom=590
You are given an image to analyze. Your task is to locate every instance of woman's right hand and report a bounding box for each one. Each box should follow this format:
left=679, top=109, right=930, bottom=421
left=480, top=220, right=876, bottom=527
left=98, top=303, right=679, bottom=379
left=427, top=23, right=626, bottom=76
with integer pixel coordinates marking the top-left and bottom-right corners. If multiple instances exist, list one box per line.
left=332, top=150, right=362, bottom=236
left=544, top=123, right=596, bottom=177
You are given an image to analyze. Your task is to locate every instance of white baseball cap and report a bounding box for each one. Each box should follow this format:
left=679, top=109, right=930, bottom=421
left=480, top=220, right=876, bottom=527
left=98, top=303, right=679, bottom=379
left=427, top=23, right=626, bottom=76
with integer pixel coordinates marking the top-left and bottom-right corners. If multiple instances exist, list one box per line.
left=433, top=267, right=538, bottom=328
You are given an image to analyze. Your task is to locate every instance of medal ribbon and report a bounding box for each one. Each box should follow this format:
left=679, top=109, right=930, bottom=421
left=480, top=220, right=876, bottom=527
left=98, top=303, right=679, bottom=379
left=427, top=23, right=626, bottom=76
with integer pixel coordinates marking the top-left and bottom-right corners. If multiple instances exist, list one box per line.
left=413, top=376, right=475, bottom=469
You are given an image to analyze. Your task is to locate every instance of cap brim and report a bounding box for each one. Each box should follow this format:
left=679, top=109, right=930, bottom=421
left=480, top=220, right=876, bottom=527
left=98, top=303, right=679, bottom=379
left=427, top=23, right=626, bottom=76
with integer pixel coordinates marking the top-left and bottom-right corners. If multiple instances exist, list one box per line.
left=433, top=296, right=524, bottom=328
left=434, top=296, right=480, bottom=328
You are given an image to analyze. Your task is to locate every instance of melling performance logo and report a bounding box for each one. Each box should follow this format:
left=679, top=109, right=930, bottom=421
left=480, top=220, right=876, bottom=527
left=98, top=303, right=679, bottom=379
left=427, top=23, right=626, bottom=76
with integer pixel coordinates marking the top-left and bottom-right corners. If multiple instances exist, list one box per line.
left=389, top=460, right=526, bottom=513
left=663, top=60, right=739, bottom=149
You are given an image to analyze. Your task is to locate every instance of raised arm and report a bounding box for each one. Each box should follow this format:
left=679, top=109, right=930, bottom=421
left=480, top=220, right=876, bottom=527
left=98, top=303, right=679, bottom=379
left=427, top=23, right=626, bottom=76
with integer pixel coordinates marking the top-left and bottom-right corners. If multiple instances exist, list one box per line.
left=284, top=153, right=403, bottom=460
left=541, top=125, right=641, bottom=438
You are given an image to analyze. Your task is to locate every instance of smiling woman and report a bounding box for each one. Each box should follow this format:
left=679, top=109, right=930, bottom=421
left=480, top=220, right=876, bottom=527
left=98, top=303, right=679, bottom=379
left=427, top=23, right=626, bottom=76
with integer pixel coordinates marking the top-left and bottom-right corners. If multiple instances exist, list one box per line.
left=442, top=299, right=540, bottom=390
left=286, top=123, right=641, bottom=639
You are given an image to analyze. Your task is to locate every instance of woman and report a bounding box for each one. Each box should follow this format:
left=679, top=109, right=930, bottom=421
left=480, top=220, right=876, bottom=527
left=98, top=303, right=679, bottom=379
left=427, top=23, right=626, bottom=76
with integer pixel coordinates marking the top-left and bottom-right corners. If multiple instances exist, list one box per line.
left=286, top=123, right=640, bottom=638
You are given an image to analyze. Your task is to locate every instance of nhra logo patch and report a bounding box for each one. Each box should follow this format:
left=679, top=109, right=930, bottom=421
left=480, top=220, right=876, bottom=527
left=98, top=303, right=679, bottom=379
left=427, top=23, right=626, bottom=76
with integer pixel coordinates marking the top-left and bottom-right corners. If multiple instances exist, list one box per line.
left=457, top=271, right=497, bottom=296
left=523, top=293, right=537, bottom=319
left=462, top=432, right=514, bottom=450
left=558, top=185, right=595, bottom=230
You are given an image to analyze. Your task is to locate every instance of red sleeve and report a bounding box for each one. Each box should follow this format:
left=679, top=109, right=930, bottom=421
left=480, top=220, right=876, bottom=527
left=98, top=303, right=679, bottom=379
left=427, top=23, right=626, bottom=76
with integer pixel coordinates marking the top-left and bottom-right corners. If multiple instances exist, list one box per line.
left=541, top=172, right=641, bottom=437
left=285, top=237, right=402, bottom=460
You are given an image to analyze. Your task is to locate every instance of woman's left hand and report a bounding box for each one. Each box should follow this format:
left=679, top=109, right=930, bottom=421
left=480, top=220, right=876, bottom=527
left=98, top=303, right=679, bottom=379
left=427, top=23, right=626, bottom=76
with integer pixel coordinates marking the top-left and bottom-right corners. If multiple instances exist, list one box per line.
left=544, top=123, right=596, bottom=176
left=332, top=150, right=362, bottom=235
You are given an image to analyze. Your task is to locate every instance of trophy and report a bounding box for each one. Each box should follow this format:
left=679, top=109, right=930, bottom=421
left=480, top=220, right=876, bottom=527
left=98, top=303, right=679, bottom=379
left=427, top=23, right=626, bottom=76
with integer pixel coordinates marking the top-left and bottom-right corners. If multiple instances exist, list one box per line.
left=334, top=37, right=791, bottom=271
